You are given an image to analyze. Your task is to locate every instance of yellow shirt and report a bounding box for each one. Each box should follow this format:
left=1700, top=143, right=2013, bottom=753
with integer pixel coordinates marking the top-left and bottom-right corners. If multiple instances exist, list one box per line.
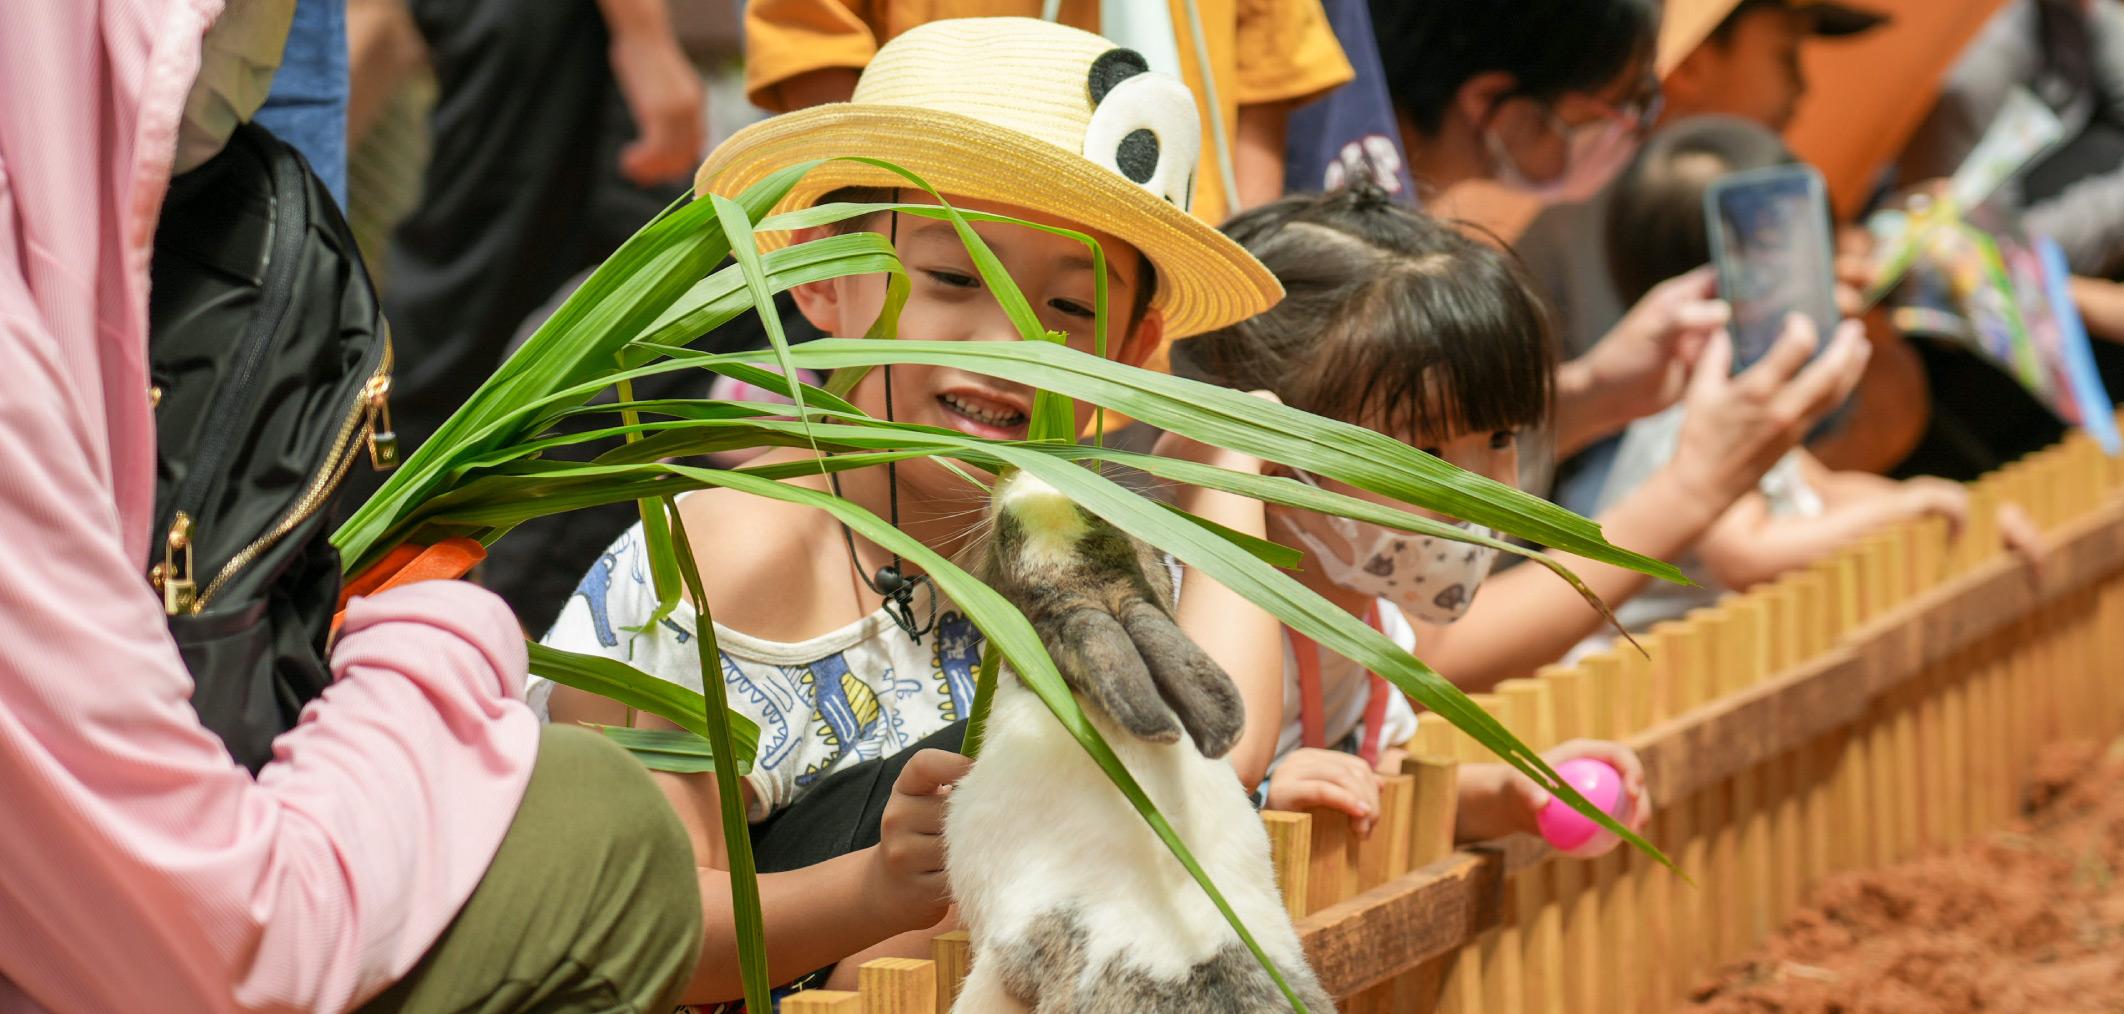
left=743, top=0, right=1355, bottom=224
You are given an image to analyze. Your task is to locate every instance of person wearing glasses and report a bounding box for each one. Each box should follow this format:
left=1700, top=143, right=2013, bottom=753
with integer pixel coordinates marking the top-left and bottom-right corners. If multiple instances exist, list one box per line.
left=1344, top=0, right=1875, bottom=692
left=1367, top=0, right=1664, bottom=200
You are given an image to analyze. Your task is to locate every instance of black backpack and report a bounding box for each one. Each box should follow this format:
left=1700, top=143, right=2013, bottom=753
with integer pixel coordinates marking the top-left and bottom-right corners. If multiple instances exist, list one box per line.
left=146, top=122, right=397, bottom=772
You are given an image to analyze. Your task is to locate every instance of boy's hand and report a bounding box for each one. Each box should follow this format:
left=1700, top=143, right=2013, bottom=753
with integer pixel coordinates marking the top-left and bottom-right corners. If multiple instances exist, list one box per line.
left=864, top=749, right=972, bottom=932
left=1265, top=747, right=1381, bottom=837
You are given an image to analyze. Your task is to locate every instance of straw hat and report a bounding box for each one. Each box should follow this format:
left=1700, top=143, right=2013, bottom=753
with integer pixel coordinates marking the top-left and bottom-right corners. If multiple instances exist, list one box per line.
left=694, top=17, right=1281, bottom=339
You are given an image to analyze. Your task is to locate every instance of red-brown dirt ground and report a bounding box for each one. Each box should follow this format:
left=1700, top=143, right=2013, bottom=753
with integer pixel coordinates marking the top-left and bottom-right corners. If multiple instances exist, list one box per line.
left=1684, top=739, right=2124, bottom=1013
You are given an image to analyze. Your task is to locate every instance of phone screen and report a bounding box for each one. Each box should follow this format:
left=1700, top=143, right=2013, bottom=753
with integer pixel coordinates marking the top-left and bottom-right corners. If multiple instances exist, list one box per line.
left=1708, top=166, right=1840, bottom=374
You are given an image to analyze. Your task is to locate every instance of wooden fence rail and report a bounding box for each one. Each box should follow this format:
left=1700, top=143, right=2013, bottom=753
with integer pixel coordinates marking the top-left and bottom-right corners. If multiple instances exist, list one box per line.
left=781, top=429, right=2124, bottom=1013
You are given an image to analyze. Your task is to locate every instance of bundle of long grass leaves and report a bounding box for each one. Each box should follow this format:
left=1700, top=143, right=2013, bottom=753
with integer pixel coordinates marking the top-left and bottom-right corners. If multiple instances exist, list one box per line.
left=333, top=159, right=1682, bottom=1011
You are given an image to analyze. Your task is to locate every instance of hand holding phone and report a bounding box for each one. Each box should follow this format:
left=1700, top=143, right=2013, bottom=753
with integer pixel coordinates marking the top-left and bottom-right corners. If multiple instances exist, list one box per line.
left=1705, top=163, right=1842, bottom=375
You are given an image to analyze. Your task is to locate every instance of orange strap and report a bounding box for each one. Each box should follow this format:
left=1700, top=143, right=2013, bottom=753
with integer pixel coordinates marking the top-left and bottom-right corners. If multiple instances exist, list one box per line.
left=1287, top=602, right=1393, bottom=767
left=331, top=537, right=487, bottom=637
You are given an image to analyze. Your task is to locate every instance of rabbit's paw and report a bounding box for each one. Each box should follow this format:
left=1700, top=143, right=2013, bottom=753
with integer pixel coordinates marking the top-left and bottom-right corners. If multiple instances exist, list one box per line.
left=1119, top=601, right=1245, bottom=758
left=1048, top=608, right=1185, bottom=745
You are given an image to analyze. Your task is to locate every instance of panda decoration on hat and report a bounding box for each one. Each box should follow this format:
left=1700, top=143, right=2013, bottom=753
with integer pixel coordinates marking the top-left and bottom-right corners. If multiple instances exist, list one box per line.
left=1082, top=47, right=1200, bottom=213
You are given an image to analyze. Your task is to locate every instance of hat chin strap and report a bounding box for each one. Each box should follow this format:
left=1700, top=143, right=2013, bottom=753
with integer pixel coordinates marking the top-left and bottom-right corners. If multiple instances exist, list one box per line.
left=826, top=193, right=939, bottom=644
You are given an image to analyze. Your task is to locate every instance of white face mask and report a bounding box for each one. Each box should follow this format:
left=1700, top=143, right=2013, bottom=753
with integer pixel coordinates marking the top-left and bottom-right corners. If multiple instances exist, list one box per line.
left=1485, top=102, right=1644, bottom=204
left=1268, top=488, right=1499, bottom=625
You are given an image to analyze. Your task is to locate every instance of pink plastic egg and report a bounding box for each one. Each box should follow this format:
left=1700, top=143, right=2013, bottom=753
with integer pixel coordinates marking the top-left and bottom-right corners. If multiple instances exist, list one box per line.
left=1536, top=758, right=1635, bottom=857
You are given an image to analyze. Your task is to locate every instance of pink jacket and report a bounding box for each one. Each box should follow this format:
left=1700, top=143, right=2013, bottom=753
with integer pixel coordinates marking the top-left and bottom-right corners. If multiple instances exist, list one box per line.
left=0, top=2, right=539, bottom=1011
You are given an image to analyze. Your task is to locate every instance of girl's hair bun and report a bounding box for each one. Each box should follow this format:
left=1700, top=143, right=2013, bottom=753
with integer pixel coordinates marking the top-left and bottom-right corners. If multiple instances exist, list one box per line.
left=1339, top=175, right=1394, bottom=213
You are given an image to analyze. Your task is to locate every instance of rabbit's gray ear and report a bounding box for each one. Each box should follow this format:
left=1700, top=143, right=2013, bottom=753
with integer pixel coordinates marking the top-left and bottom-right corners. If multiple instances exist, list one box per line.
left=1047, top=609, right=1184, bottom=745
left=1121, top=602, right=1246, bottom=758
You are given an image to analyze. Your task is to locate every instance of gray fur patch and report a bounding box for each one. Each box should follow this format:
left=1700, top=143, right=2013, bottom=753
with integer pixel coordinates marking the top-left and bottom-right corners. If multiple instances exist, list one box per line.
left=992, top=909, right=1334, bottom=1012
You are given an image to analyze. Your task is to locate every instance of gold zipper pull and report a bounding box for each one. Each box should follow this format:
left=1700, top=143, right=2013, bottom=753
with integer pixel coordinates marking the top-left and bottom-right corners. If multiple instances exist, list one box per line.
left=159, top=511, right=196, bottom=615
left=365, top=373, right=399, bottom=471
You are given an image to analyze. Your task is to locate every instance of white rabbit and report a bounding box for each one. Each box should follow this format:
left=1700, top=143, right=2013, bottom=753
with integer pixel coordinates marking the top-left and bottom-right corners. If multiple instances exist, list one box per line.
left=946, top=471, right=1333, bottom=1012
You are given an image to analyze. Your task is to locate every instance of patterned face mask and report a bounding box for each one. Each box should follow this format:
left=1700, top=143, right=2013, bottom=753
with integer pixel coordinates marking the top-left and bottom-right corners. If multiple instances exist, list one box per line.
left=1268, top=476, right=1498, bottom=624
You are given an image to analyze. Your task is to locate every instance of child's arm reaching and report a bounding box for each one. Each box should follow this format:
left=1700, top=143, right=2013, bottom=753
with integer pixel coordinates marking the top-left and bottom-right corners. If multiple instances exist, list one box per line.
left=1260, top=738, right=1650, bottom=850
left=549, top=687, right=965, bottom=1004
left=664, top=751, right=968, bottom=1003
left=1698, top=458, right=2044, bottom=593
left=1695, top=481, right=1956, bottom=592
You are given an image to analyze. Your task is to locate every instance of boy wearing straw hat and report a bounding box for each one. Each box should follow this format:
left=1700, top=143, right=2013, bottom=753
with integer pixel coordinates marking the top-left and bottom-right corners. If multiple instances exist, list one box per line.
left=537, top=17, right=1282, bottom=1003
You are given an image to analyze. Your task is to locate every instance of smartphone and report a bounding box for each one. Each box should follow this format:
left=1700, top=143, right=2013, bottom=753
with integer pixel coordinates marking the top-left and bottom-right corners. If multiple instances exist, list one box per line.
left=1705, top=163, right=1841, bottom=375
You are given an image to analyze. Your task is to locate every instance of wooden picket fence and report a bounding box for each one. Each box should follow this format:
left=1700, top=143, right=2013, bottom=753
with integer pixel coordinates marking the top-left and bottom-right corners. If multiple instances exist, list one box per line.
left=782, top=429, right=2124, bottom=1013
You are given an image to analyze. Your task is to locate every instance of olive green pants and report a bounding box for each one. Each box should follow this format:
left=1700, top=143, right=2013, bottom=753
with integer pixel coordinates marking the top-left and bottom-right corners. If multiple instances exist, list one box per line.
left=358, top=725, right=702, bottom=1013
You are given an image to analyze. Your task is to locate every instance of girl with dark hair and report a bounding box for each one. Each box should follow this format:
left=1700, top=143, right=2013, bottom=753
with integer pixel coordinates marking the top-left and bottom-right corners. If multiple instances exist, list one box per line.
left=1159, top=184, right=1651, bottom=840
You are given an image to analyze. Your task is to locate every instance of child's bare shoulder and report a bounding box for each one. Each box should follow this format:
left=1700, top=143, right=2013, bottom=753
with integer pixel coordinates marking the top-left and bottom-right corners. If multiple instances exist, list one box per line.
left=676, top=483, right=851, bottom=642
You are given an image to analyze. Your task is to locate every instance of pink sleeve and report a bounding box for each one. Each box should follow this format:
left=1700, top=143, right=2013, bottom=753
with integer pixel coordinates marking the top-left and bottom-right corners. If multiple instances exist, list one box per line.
left=0, top=296, right=540, bottom=1009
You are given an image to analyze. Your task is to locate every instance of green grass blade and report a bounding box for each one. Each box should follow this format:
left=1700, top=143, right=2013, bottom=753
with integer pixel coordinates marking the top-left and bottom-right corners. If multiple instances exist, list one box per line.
left=1027, top=330, right=1078, bottom=445
left=635, top=233, right=903, bottom=353
left=615, top=379, right=685, bottom=635
left=525, top=642, right=758, bottom=747
left=596, top=725, right=758, bottom=776
left=710, top=193, right=820, bottom=445
left=1070, top=445, right=1642, bottom=646
left=722, top=339, right=1683, bottom=581
left=1156, top=501, right=1303, bottom=570
left=663, top=502, right=774, bottom=1010
left=424, top=411, right=1617, bottom=635
left=511, top=408, right=1633, bottom=642
left=959, top=641, right=1003, bottom=760
left=337, top=161, right=827, bottom=565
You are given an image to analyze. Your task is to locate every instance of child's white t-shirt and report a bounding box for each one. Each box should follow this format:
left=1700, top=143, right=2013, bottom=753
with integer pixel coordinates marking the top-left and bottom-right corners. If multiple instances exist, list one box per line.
left=1267, top=599, right=1422, bottom=773
left=532, top=521, right=977, bottom=821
